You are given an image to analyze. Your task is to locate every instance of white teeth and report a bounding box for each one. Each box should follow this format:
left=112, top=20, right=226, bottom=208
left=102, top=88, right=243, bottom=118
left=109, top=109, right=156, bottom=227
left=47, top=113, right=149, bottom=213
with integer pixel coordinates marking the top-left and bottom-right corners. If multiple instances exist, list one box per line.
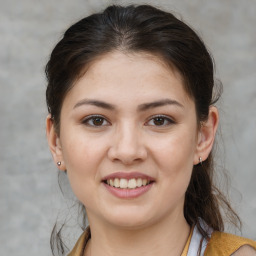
left=120, top=178, right=128, bottom=188
left=114, top=178, right=120, bottom=188
left=142, top=179, right=147, bottom=186
left=106, top=178, right=151, bottom=189
left=128, top=178, right=136, bottom=189
left=137, top=178, right=142, bottom=187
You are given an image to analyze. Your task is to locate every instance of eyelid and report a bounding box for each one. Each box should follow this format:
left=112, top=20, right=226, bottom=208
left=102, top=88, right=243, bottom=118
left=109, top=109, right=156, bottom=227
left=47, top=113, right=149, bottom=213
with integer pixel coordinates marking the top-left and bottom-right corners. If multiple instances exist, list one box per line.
left=81, top=114, right=111, bottom=127
left=145, top=114, right=175, bottom=126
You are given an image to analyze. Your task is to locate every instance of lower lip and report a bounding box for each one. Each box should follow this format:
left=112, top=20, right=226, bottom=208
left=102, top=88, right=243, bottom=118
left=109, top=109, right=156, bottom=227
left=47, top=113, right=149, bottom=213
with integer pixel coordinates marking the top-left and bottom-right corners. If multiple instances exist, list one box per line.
left=103, top=182, right=154, bottom=199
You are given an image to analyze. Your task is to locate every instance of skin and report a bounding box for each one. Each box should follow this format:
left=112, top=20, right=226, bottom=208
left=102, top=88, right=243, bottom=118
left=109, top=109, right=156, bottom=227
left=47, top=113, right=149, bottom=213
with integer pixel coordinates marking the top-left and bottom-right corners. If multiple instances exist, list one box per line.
left=46, top=51, right=218, bottom=256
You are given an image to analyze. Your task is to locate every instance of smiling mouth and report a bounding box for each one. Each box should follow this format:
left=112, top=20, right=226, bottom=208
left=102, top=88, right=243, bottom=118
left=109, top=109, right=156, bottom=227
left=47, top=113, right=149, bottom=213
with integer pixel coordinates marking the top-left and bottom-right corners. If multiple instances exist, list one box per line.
left=104, top=178, right=152, bottom=189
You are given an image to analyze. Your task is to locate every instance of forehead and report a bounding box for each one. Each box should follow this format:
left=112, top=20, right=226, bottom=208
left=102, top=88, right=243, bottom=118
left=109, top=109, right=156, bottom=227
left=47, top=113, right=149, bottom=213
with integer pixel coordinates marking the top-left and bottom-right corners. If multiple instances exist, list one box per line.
left=63, top=51, right=193, bottom=109
left=85, top=51, right=183, bottom=85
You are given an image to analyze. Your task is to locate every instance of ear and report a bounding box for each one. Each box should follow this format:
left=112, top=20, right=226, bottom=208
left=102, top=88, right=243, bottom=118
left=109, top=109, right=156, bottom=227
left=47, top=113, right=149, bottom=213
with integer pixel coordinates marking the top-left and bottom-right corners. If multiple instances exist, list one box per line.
left=46, top=115, right=66, bottom=171
left=193, top=106, right=219, bottom=165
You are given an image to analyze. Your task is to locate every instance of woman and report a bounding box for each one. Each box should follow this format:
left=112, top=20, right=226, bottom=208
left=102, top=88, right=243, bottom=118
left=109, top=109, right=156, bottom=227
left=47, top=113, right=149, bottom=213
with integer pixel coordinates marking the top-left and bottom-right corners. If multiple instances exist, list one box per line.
left=45, top=4, right=256, bottom=256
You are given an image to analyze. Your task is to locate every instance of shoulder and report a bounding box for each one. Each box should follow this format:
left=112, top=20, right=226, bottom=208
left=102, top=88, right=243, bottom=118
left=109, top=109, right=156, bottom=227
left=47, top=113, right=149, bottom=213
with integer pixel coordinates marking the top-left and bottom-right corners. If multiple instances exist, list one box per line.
left=205, top=231, right=256, bottom=256
left=232, top=245, right=256, bottom=256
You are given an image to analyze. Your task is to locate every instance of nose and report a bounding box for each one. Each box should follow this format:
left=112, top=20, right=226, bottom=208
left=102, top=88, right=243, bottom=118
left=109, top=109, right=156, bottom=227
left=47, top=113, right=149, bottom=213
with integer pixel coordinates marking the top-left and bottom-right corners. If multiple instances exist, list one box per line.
left=107, top=123, right=147, bottom=165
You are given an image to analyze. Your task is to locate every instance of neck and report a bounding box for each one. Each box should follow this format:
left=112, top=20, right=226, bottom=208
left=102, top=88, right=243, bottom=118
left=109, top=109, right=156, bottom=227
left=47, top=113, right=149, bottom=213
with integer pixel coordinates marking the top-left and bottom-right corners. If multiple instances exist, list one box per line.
left=85, top=211, right=190, bottom=256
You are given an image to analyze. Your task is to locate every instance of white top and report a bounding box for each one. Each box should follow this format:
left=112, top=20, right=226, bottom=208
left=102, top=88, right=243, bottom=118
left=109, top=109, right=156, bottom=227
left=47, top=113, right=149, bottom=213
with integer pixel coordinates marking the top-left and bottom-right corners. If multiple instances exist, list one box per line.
left=187, top=219, right=213, bottom=256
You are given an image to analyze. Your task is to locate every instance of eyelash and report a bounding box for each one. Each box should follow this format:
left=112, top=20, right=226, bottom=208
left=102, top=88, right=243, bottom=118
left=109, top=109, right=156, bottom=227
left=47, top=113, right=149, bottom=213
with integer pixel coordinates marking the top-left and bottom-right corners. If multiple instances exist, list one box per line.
left=145, top=115, right=175, bottom=127
left=81, top=114, right=175, bottom=128
left=81, top=115, right=110, bottom=127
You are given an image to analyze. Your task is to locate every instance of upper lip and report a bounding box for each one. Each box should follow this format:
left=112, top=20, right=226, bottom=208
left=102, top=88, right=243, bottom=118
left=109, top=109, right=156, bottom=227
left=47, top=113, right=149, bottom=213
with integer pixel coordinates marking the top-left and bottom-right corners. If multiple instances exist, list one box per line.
left=102, top=172, right=155, bottom=181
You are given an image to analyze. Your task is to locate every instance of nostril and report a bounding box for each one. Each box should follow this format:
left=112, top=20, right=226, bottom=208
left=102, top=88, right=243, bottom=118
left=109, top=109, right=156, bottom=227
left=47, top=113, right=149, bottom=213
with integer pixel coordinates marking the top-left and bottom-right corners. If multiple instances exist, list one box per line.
left=107, top=149, right=147, bottom=165
left=107, top=135, right=147, bottom=164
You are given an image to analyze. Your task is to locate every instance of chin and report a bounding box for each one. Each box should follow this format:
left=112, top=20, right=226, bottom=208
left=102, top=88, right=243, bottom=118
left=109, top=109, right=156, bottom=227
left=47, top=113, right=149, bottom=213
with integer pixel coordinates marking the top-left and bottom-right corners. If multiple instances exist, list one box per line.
left=101, top=207, right=156, bottom=230
left=109, top=218, right=151, bottom=230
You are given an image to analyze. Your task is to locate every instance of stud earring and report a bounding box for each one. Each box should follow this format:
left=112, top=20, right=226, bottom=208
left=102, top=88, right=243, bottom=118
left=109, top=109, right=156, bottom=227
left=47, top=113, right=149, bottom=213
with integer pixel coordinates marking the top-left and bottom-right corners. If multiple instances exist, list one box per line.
left=57, top=161, right=61, bottom=166
left=199, top=157, right=202, bottom=165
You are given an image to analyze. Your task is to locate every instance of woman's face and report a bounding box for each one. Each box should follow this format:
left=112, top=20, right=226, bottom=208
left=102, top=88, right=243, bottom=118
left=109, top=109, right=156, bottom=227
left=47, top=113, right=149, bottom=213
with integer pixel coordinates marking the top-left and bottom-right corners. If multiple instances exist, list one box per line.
left=52, top=52, right=202, bottom=229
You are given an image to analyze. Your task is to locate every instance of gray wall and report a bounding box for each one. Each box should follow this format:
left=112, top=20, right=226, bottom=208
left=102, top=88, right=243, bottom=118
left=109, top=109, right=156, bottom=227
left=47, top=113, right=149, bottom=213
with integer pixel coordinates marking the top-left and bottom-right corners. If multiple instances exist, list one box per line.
left=1, top=0, right=255, bottom=255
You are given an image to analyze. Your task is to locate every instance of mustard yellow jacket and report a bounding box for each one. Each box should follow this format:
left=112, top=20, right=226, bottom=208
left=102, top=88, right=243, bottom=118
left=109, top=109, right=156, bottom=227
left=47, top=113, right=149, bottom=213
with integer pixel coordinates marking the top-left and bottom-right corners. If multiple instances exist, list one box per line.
left=67, top=227, right=256, bottom=256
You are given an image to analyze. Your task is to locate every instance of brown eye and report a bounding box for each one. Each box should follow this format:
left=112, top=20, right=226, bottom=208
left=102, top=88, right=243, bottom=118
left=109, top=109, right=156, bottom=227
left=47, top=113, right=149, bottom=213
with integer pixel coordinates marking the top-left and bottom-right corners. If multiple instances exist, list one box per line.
left=92, top=117, right=104, bottom=126
left=82, top=115, right=110, bottom=127
left=153, top=117, right=165, bottom=126
left=146, top=115, right=175, bottom=127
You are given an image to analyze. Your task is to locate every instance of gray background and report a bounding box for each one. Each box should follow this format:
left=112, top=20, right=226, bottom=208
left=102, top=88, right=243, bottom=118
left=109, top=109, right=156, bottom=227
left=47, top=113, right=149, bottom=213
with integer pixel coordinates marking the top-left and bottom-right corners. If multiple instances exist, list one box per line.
left=1, top=0, right=255, bottom=255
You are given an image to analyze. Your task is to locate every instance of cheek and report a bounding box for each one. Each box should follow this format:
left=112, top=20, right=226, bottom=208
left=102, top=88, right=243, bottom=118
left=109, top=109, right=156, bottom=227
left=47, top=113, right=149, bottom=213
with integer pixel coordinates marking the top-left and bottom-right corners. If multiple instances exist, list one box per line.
left=153, top=130, right=197, bottom=170
left=59, top=129, right=110, bottom=197
left=154, top=133, right=196, bottom=207
left=150, top=128, right=197, bottom=197
left=60, top=132, right=94, bottom=184
left=61, top=139, right=100, bottom=207
left=61, top=128, right=105, bottom=169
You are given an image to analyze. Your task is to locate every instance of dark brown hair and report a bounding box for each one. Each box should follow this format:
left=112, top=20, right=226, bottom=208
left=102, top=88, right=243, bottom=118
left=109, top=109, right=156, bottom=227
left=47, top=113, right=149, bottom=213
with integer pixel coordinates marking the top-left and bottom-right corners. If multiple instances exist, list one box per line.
left=45, top=4, right=240, bottom=255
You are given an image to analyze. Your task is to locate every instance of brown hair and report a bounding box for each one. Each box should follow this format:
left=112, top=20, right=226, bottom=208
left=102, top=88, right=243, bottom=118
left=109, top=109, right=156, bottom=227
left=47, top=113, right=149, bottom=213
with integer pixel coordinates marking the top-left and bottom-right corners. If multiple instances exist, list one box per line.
left=45, top=4, right=240, bottom=255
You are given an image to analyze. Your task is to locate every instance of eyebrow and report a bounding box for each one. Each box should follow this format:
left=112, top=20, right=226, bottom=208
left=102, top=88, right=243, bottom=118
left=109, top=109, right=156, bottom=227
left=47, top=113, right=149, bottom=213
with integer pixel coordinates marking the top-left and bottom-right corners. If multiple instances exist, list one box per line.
left=137, top=98, right=184, bottom=111
left=73, top=98, right=184, bottom=111
left=73, top=99, right=115, bottom=110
